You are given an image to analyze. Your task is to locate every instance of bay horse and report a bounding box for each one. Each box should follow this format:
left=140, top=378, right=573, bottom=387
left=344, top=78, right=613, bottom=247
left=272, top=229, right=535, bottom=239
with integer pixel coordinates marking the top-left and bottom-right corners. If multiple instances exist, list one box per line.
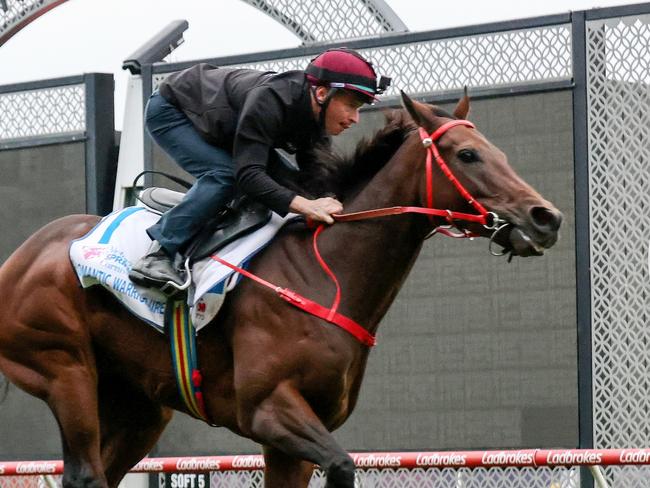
left=0, top=92, right=562, bottom=488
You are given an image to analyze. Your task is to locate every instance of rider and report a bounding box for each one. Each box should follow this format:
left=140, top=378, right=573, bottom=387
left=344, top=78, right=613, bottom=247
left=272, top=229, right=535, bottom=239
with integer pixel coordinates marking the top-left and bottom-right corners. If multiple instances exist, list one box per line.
left=129, top=47, right=390, bottom=290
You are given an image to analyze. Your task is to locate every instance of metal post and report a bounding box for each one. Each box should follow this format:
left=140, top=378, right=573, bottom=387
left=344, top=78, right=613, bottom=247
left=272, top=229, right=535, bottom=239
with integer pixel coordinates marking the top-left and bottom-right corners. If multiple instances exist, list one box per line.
left=572, top=11, right=594, bottom=488
left=141, top=64, right=154, bottom=188
left=118, top=21, right=186, bottom=195
left=41, top=475, right=58, bottom=488
left=589, top=466, right=610, bottom=488
left=84, top=72, right=116, bottom=216
left=112, top=73, right=145, bottom=210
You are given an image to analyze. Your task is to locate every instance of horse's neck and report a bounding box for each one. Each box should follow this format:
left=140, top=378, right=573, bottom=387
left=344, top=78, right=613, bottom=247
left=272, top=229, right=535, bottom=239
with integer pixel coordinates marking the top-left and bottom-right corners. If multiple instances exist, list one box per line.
left=322, top=141, right=427, bottom=333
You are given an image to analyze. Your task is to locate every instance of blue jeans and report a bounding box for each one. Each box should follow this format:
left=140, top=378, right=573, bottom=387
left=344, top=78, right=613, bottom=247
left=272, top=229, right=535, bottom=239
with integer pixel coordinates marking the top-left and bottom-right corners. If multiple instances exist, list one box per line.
left=145, top=91, right=235, bottom=256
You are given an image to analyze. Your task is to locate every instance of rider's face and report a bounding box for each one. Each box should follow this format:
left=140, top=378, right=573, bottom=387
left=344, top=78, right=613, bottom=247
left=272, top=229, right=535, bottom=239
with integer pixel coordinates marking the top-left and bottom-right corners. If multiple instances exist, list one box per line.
left=316, top=88, right=365, bottom=136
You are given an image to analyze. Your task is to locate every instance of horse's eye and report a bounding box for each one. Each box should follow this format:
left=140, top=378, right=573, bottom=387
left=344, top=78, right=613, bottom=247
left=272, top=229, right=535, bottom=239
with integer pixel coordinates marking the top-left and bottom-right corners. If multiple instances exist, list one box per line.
left=457, top=149, right=479, bottom=163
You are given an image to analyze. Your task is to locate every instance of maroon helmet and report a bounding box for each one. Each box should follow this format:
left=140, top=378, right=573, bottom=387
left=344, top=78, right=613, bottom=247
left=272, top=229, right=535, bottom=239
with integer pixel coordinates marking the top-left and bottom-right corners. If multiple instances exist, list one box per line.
left=305, top=48, right=390, bottom=104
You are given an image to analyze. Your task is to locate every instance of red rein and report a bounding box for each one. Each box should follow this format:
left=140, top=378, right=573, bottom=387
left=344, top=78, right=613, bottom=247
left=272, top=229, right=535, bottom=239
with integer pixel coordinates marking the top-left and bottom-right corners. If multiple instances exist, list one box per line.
left=211, top=120, right=492, bottom=348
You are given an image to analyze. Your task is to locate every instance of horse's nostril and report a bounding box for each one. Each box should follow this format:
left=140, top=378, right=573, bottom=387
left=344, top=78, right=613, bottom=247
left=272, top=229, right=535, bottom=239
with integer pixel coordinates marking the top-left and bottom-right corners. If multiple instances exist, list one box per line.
left=530, top=206, right=562, bottom=232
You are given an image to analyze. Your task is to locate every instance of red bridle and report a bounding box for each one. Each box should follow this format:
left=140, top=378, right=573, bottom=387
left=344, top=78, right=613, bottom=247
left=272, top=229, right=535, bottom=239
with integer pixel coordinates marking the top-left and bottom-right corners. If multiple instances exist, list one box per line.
left=210, top=120, right=504, bottom=348
left=422, top=120, right=485, bottom=220
left=332, top=119, right=501, bottom=235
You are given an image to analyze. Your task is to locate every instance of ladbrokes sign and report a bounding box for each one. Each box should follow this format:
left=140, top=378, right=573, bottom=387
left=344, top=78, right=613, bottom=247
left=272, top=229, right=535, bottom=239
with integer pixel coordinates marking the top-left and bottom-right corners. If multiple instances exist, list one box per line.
left=619, top=450, right=650, bottom=464
left=175, top=458, right=221, bottom=471
left=352, top=453, right=402, bottom=468
left=544, top=451, right=602, bottom=465
left=15, top=462, right=58, bottom=474
left=481, top=451, right=534, bottom=466
left=231, top=456, right=264, bottom=469
left=415, top=453, right=468, bottom=467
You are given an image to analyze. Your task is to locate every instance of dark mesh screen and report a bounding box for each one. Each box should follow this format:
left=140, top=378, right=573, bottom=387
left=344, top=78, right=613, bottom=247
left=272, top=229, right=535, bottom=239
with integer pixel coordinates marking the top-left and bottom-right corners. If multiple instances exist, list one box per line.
left=0, top=142, right=86, bottom=262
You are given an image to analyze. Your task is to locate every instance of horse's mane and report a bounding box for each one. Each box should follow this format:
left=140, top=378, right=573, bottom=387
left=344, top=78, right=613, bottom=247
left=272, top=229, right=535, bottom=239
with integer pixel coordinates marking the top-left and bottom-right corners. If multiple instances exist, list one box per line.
left=287, top=106, right=455, bottom=200
left=284, top=109, right=414, bottom=199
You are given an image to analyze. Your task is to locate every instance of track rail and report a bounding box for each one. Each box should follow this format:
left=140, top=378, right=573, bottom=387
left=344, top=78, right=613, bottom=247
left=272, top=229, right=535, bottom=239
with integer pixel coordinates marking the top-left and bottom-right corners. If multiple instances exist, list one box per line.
left=2, top=448, right=650, bottom=476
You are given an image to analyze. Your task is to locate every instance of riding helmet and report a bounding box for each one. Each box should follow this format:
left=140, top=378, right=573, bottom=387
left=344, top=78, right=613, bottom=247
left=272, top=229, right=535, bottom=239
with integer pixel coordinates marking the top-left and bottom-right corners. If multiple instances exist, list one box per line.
left=305, top=48, right=391, bottom=103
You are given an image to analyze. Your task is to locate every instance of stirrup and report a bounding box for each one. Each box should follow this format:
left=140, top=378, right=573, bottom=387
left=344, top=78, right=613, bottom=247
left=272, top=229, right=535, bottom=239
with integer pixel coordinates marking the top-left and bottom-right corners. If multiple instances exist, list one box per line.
left=159, top=257, right=192, bottom=297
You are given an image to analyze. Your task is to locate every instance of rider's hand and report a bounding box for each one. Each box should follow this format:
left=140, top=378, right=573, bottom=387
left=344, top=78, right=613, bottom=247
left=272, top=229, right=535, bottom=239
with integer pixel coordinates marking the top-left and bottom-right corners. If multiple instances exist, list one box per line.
left=289, top=195, right=343, bottom=225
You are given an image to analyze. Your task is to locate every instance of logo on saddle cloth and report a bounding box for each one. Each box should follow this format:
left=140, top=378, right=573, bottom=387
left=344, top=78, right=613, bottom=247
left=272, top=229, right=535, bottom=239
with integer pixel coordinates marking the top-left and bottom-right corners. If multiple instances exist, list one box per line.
left=82, top=246, right=106, bottom=260
left=83, top=246, right=131, bottom=272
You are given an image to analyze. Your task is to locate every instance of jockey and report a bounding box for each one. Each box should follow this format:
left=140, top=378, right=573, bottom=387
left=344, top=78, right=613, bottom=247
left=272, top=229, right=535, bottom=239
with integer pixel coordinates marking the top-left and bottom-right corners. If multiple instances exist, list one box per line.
left=129, top=47, right=390, bottom=290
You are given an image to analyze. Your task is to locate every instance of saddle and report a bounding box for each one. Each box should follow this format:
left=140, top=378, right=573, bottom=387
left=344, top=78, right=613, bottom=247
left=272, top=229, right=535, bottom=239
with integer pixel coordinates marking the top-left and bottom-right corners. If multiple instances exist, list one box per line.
left=139, top=187, right=272, bottom=262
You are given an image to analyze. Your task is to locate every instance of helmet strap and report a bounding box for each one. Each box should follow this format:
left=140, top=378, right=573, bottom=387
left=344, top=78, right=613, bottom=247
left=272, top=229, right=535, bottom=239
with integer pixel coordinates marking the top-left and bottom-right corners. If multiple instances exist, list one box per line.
left=311, top=85, right=337, bottom=132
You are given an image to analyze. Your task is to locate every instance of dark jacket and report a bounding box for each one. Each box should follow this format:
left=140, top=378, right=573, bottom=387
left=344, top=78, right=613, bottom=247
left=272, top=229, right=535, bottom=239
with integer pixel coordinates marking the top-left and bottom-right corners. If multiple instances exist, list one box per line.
left=159, top=63, right=325, bottom=215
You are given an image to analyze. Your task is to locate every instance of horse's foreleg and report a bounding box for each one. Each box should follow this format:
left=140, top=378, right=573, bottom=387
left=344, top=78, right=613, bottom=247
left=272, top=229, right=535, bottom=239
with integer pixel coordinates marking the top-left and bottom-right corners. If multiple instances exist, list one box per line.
left=98, top=378, right=173, bottom=487
left=241, top=382, right=355, bottom=488
left=47, top=365, right=108, bottom=488
left=262, top=445, right=315, bottom=487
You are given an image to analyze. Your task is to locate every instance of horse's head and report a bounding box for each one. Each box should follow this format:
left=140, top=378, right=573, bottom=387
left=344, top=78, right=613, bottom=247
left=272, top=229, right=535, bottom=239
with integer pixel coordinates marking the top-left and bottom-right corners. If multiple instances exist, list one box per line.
left=401, top=91, right=562, bottom=257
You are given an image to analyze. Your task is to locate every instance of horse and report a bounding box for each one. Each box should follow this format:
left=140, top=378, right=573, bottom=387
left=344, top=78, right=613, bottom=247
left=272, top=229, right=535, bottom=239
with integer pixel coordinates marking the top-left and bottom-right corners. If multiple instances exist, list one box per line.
left=0, top=92, right=562, bottom=488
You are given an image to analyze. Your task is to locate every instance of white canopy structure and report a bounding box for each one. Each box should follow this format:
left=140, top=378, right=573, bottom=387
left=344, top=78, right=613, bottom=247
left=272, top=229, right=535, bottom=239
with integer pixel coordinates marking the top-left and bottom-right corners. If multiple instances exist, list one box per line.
left=0, top=0, right=407, bottom=47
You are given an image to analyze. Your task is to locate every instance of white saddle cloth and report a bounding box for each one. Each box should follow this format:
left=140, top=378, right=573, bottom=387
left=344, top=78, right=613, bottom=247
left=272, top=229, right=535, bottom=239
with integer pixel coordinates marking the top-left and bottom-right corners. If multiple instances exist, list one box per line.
left=69, top=206, right=295, bottom=332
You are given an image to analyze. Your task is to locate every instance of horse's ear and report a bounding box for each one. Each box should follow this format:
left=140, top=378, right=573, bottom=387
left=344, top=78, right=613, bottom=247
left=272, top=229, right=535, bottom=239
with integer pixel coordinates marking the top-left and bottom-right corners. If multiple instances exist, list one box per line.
left=453, top=86, right=470, bottom=119
left=400, top=90, right=432, bottom=129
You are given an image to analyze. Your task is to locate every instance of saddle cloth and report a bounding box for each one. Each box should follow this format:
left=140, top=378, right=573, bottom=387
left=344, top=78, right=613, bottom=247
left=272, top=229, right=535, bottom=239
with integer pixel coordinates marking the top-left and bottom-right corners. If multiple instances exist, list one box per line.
left=69, top=206, right=296, bottom=332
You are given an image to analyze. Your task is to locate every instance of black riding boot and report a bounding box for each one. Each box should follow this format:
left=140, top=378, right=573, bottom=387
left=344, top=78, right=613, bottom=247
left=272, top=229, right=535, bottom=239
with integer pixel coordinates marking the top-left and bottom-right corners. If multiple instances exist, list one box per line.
left=129, top=240, right=185, bottom=290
